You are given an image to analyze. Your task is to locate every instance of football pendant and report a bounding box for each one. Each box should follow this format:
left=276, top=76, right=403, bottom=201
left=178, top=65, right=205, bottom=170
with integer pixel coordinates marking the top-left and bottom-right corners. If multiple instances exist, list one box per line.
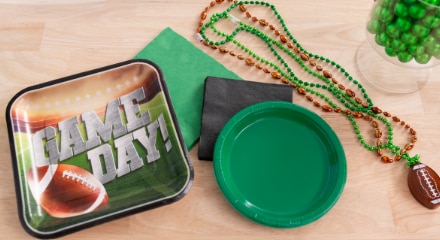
left=408, top=163, right=440, bottom=209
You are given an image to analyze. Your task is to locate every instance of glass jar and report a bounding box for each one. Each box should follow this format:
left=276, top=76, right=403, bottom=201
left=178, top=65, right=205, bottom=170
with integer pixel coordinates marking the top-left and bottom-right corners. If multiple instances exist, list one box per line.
left=356, top=0, right=440, bottom=93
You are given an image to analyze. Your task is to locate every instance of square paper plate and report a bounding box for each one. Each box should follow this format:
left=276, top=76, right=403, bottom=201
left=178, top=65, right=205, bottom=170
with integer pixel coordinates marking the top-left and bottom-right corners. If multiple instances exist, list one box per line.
left=6, top=60, right=193, bottom=239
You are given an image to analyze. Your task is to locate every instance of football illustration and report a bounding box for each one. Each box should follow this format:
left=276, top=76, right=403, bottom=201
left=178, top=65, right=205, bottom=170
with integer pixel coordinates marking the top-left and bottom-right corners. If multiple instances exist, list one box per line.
left=26, top=164, right=109, bottom=218
left=408, top=163, right=440, bottom=209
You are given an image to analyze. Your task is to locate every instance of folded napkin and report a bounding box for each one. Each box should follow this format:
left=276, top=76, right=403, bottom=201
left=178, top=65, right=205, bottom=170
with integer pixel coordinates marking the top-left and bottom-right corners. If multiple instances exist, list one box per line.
left=134, top=28, right=240, bottom=150
left=198, top=76, right=293, bottom=160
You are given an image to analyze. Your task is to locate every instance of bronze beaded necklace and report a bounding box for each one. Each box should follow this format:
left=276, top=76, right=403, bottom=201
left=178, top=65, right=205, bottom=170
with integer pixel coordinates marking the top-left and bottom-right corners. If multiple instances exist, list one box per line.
left=196, top=0, right=440, bottom=210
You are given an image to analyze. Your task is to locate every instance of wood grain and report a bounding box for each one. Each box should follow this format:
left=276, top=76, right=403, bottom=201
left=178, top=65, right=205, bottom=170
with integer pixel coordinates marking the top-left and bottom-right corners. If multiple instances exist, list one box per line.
left=1, top=0, right=440, bottom=239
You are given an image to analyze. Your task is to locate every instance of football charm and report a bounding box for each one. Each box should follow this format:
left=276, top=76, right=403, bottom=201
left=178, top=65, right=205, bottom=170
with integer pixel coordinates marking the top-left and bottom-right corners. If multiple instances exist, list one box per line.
left=27, top=164, right=109, bottom=218
left=408, top=163, right=440, bottom=209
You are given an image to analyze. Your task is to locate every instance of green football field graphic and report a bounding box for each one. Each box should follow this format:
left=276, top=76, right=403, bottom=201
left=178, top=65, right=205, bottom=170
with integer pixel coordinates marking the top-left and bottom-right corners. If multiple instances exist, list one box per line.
left=13, top=92, right=191, bottom=233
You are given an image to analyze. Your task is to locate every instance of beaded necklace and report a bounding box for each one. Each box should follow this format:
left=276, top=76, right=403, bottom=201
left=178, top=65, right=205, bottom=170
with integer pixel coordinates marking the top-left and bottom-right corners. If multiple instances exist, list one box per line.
left=195, top=0, right=440, bottom=209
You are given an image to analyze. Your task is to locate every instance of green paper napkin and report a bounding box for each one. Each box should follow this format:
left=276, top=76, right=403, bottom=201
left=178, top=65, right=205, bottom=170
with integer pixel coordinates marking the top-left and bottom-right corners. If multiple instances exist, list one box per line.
left=134, top=27, right=240, bottom=150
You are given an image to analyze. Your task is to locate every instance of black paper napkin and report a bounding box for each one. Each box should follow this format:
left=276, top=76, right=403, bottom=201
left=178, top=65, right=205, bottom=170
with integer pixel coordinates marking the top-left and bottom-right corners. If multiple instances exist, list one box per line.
left=198, top=76, right=293, bottom=160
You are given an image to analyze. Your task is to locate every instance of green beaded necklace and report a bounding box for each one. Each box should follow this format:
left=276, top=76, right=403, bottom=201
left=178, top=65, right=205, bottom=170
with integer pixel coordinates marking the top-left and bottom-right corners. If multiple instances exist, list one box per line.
left=196, top=0, right=440, bottom=209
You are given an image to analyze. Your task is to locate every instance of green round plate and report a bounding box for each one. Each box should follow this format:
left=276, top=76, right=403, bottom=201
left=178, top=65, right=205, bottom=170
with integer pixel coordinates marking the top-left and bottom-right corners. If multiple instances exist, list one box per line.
left=214, top=101, right=346, bottom=228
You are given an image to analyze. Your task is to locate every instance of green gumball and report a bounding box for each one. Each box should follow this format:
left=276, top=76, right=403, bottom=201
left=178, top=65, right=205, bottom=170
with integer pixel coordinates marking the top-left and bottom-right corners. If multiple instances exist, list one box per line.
left=408, top=44, right=418, bottom=55
left=380, top=7, right=394, bottom=23
left=392, top=38, right=407, bottom=51
left=421, top=35, right=438, bottom=48
left=375, top=32, right=391, bottom=46
left=421, top=14, right=440, bottom=28
left=412, top=23, right=430, bottom=38
left=396, top=17, right=412, bottom=31
left=395, top=2, right=409, bottom=18
left=397, top=51, right=413, bottom=63
left=408, top=45, right=428, bottom=63
left=427, top=43, right=440, bottom=58
left=401, top=32, right=419, bottom=45
left=386, top=24, right=401, bottom=38
left=371, top=4, right=384, bottom=19
left=431, top=17, right=440, bottom=28
left=409, top=4, right=427, bottom=19
left=367, top=19, right=382, bottom=34
left=433, top=27, right=440, bottom=38
left=415, top=52, right=432, bottom=64
left=416, top=45, right=426, bottom=55
left=375, top=33, right=386, bottom=46
left=385, top=46, right=398, bottom=57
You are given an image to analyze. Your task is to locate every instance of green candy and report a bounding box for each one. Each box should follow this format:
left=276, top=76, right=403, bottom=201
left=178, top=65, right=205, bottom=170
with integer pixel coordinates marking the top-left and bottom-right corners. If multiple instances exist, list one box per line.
left=427, top=43, right=440, bottom=58
left=412, top=23, right=430, bottom=38
left=432, top=17, right=440, bottom=28
left=380, top=7, right=394, bottom=23
left=409, top=4, right=427, bottom=19
left=415, top=52, right=432, bottom=64
left=396, top=17, right=412, bottom=31
left=401, top=32, right=418, bottom=45
left=372, top=4, right=384, bottom=19
left=421, top=35, right=437, bottom=48
left=415, top=45, right=426, bottom=55
left=394, top=2, right=409, bottom=18
left=375, top=34, right=384, bottom=46
left=397, top=52, right=413, bottom=62
left=421, top=15, right=440, bottom=28
left=375, top=32, right=390, bottom=46
left=408, top=44, right=419, bottom=55
left=392, top=38, right=407, bottom=51
left=385, top=46, right=398, bottom=57
left=408, top=45, right=428, bottom=62
left=386, top=24, right=401, bottom=38
left=433, top=27, right=440, bottom=38
left=367, top=19, right=382, bottom=34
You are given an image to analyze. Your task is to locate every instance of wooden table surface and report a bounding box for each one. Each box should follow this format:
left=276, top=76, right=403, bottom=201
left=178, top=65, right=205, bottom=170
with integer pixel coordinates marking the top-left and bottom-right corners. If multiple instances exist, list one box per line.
left=2, top=0, right=440, bottom=239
